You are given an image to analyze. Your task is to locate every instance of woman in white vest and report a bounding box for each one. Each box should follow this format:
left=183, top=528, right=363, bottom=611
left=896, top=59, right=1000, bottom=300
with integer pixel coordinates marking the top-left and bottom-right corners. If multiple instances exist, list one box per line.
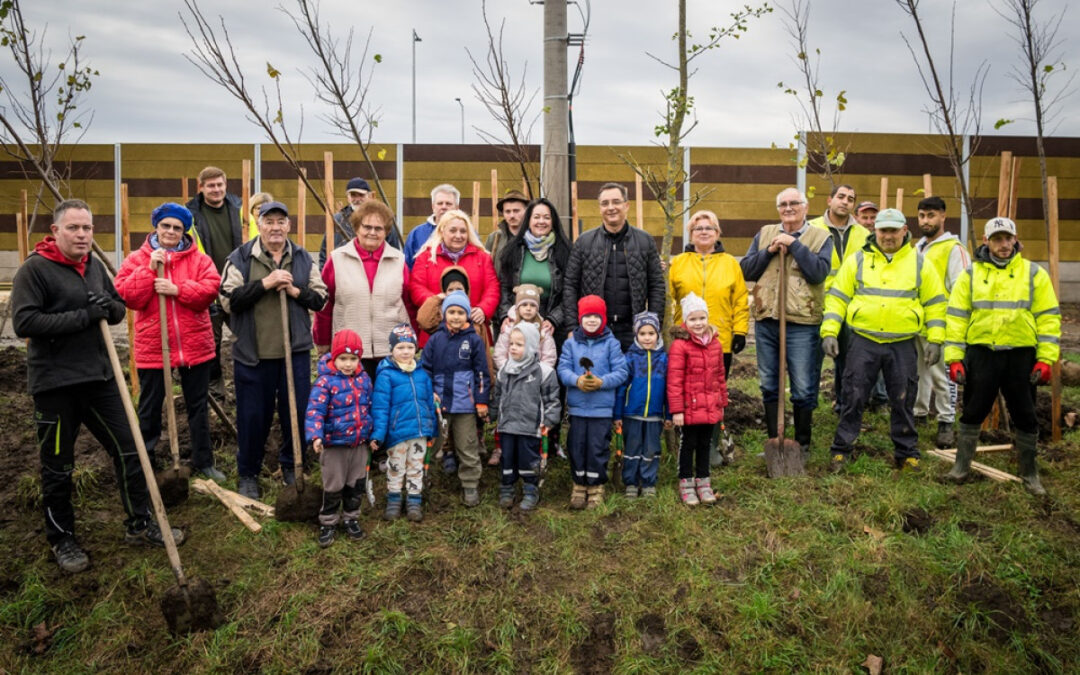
left=313, top=200, right=412, bottom=382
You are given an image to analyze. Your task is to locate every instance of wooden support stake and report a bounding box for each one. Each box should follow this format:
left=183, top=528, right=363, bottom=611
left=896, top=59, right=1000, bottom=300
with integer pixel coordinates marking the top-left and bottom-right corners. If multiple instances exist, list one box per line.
left=20, top=188, right=28, bottom=247
left=324, top=152, right=335, bottom=252
left=996, top=151, right=1013, bottom=217
left=1049, top=175, right=1062, bottom=441
left=926, top=449, right=1022, bottom=483
left=635, top=174, right=644, bottom=226
left=879, top=177, right=889, bottom=209
left=193, top=479, right=264, bottom=532
left=15, top=213, right=28, bottom=263
left=121, top=184, right=138, bottom=399
left=193, top=478, right=275, bottom=516
left=241, top=159, right=251, bottom=243
left=571, top=181, right=579, bottom=241
left=522, top=176, right=529, bottom=199
left=923, top=173, right=933, bottom=197
left=490, top=168, right=498, bottom=234
left=937, top=444, right=1014, bottom=454
left=895, top=188, right=904, bottom=214
left=181, top=177, right=189, bottom=202
left=1008, top=156, right=1022, bottom=220
left=297, top=167, right=307, bottom=250
left=471, top=181, right=481, bottom=228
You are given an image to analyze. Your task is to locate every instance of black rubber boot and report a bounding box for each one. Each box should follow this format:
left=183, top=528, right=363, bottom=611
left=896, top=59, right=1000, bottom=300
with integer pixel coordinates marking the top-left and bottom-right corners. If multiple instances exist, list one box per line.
left=1016, top=429, right=1046, bottom=496
left=764, top=402, right=779, bottom=439
left=944, top=423, right=980, bottom=483
left=793, top=407, right=813, bottom=455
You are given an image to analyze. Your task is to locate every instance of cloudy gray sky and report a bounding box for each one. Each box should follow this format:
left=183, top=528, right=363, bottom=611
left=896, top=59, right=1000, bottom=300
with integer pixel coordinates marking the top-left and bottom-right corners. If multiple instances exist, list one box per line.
left=6, top=0, right=1077, bottom=148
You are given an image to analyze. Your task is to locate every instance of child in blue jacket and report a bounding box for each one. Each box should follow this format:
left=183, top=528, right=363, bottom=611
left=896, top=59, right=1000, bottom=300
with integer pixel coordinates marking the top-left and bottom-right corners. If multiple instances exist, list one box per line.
left=614, top=311, right=670, bottom=499
left=557, top=295, right=628, bottom=510
left=304, top=329, right=373, bottom=548
left=370, top=324, right=438, bottom=522
left=421, top=291, right=491, bottom=507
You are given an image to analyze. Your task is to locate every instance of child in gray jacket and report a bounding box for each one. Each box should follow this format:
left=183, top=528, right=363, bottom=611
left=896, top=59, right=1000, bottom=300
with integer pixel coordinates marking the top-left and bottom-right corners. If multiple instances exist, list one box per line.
left=490, top=322, right=561, bottom=510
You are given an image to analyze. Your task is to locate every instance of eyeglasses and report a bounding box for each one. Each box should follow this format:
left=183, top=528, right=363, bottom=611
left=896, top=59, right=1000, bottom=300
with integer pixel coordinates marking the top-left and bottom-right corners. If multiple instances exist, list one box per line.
left=358, top=223, right=384, bottom=233
left=599, top=199, right=626, bottom=208
left=157, top=223, right=184, bottom=232
left=777, top=201, right=805, bottom=209
left=691, top=226, right=717, bottom=233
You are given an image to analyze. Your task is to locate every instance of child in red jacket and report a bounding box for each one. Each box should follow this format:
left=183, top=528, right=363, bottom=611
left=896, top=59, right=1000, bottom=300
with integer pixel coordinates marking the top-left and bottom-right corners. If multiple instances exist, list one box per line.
left=667, top=293, right=728, bottom=506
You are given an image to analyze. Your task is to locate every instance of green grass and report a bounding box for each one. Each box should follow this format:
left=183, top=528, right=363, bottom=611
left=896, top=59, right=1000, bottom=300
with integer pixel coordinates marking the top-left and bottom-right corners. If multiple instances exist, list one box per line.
left=1, top=362, right=1079, bottom=674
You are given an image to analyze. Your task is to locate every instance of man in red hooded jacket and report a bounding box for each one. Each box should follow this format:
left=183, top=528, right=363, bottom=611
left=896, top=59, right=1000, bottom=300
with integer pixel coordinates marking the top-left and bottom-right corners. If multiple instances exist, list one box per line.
left=11, top=199, right=184, bottom=574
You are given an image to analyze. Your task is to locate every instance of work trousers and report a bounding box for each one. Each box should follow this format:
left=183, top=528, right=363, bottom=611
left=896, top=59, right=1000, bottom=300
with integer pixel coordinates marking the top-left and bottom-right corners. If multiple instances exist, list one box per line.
left=34, top=380, right=151, bottom=545
left=679, top=423, right=712, bottom=479
left=499, top=433, right=542, bottom=486
left=959, top=345, right=1038, bottom=434
left=386, top=437, right=427, bottom=495
left=567, top=415, right=612, bottom=486
left=234, top=353, right=310, bottom=478
left=621, top=418, right=662, bottom=487
left=136, top=360, right=214, bottom=470
left=319, top=444, right=368, bottom=526
left=915, top=336, right=956, bottom=423
left=441, top=413, right=482, bottom=489
left=830, top=334, right=919, bottom=460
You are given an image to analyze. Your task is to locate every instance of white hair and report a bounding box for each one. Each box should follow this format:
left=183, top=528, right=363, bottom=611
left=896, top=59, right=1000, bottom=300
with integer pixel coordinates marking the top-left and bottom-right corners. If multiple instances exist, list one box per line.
left=775, top=187, right=808, bottom=206
left=430, top=183, right=461, bottom=205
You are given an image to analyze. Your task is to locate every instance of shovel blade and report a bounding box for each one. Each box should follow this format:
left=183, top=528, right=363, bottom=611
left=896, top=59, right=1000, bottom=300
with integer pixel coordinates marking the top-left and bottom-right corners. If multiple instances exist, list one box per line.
left=763, top=438, right=806, bottom=478
left=156, top=466, right=191, bottom=507
left=160, top=577, right=223, bottom=635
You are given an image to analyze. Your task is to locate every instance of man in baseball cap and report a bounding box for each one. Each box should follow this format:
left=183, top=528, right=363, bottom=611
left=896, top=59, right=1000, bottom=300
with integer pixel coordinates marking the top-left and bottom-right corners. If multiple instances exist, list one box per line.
left=854, top=201, right=879, bottom=231
left=319, top=177, right=403, bottom=269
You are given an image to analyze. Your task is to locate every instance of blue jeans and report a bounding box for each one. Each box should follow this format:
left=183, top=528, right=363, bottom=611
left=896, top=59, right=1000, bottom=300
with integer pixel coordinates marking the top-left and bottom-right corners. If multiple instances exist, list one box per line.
left=754, top=319, right=822, bottom=410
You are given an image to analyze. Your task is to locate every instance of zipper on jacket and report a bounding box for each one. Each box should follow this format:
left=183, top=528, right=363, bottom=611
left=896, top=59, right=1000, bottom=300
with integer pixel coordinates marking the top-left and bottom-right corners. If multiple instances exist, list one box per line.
left=166, top=255, right=187, bottom=367
left=350, top=376, right=363, bottom=446
left=644, top=351, right=653, bottom=415
left=409, top=371, right=424, bottom=440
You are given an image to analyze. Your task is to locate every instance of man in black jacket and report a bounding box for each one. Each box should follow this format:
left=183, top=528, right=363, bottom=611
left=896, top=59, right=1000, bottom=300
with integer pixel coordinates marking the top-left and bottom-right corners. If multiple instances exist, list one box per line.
left=562, top=182, right=666, bottom=350
left=12, top=199, right=184, bottom=573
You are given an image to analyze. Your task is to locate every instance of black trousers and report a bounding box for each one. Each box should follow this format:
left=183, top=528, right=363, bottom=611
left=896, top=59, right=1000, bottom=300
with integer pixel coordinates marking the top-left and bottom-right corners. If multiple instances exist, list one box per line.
left=34, top=380, right=151, bottom=545
left=960, top=345, right=1038, bottom=434
left=137, top=360, right=214, bottom=470
left=679, top=424, right=712, bottom=479
left=209, top=309, right=225, bottom=383
left=830, top=334, right=919, bottom=460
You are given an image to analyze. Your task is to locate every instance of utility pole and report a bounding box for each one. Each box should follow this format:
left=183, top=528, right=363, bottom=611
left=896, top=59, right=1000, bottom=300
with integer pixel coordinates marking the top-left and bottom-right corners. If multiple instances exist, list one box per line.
left=412, top=29, right=422, bottom=143
left=542, top=0, right=569, bottom=218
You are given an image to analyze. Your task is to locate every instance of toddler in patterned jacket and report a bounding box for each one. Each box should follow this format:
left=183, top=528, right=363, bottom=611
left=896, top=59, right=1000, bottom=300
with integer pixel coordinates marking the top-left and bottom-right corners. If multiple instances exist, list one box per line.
left=305, top=329, right=373, bottom=548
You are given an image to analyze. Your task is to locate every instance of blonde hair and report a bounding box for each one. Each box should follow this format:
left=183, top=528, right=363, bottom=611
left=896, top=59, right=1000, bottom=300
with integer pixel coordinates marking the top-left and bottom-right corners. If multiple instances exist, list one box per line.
left=418, top=209, right=485, bottom=263
left=688, top=209, right=721, bottom=233
left=249, top=192, right=273, bottom=217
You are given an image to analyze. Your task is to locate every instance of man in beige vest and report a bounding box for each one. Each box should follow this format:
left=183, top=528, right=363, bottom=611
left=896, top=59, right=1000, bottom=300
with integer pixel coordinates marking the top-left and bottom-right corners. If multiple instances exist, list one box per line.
left=739, top=187, right=833, bottom=454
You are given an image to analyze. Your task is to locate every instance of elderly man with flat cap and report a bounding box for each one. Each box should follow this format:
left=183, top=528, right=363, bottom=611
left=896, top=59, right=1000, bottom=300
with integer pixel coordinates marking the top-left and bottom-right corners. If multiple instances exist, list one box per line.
left=319, top=177, right=403, bottom=269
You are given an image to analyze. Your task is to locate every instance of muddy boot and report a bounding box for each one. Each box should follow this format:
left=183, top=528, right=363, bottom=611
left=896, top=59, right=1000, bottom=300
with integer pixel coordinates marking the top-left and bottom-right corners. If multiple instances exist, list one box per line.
left=586, top=485, right=604, bottom=509
left=679, top=478, right=699, bottom=506
left=499, top=484, right=515, bottom=508
left=695, top=477, right=717, bottom=504
left=935, top=421, right=956, bottom=449
left=520, top=483, right=540, bottom=511
left=794, top=407, right=813, bottom=456
left=384, top=492, right=403, bottom=520
left=1016, top=429, right=1046, bottom=496
left=570, top=484, right=587, bottom=510
left=764, top=402, right=779, bottom=439
left=405, top=494, right=423, bottom=522
left=944, top=423, right=979, bottom=483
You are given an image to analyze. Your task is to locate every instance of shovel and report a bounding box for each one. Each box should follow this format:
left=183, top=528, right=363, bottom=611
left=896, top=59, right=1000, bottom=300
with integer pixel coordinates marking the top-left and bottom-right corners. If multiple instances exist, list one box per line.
left=274, top=289, right=323, bottom=522
left=99, top=319, right=222, bottom=634
left=763, top=248, right=807, bottom=478
left=154, top=263, right=190, bottom=506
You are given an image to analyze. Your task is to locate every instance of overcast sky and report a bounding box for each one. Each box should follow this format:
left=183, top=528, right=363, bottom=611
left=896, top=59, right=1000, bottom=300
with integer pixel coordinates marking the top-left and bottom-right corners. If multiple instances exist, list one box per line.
left=5, top=0, right=1077, bottom=148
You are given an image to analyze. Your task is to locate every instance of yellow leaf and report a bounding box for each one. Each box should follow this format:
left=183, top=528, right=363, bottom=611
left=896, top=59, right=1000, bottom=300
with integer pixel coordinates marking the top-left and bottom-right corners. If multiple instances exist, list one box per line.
left=377, top=148, right=387, bottom=160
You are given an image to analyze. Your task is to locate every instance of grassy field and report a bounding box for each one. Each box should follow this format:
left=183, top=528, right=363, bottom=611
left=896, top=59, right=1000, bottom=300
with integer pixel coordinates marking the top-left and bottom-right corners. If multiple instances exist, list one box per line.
left=1, top=346, right=1079, bottom=674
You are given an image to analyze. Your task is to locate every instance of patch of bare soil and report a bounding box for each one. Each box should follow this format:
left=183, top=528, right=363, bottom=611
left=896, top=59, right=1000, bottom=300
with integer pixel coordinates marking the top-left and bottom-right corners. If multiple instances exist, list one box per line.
left=901, top=507, right=934, bottom=535
left=570, top=612, right=615, bottom=674
left=634, top=613, right=666, bottom=654
left=956, top=580, right=1028, bottom=640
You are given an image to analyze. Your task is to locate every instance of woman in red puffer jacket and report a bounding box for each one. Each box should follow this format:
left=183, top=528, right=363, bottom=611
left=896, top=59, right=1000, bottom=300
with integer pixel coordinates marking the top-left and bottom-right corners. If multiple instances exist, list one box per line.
left=114, top=202, right=223, bottom=478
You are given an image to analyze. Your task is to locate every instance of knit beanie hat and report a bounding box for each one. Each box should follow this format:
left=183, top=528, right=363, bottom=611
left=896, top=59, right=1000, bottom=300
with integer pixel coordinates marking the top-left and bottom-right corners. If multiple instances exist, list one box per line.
left=577, top=294, right=607, bottom=334
left=680, top=292, right=708, bottom=320
left=441, top=290, right=472, bottom=316
left=151, top=202, right=194, bottom=233
left=388, top=322, right=417, bottom=349
left=514, top=283, right=542, bottom=309
left=512, top=322, right=540, bottom=360
left=633, top=311, right=661, bottom=336
left=440, top=266, right=470, bottom=295
left=331, top=329, right=363, bottom=361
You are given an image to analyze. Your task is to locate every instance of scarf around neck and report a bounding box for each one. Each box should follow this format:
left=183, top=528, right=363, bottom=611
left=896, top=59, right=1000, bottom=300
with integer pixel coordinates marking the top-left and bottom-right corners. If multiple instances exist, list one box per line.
left=440, top=242, right=467, bottom=263
left=524, top=230, right=556, bottom=261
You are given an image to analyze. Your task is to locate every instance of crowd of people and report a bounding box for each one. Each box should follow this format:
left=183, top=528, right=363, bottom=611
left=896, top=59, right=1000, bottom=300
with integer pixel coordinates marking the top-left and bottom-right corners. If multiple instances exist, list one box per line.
left=10, top=167, right=1061, bottom=566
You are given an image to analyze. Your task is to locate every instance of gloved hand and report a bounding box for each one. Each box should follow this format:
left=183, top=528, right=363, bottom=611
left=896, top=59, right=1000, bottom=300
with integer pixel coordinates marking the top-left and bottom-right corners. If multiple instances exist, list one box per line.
left=1030, top=362, right=1052, bottom=385
left=85, top=292, right=111, bottom=322
left=948, top=361, right=966, bottom=385
left=924, top=342, right=942, bottom=367
left=731, top=334, right=747, bottom=354
left=822, top=336, right=839, bottom=359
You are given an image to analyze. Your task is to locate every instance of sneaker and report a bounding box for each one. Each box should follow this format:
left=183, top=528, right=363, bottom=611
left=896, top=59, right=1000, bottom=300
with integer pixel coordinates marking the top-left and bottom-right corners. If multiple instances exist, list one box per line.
left=499, top=485, right=515, bottom=509
left=195, top=466, right=227, bottom=482
left=405, top=496, right=424, bottom=522
left=679, top=478, right=699, bottom=506
left=640, top=486, right=657, bottom=498
left=462, top=487, right=480, bottom=507
left=695, top=477, right=717, bottom=505
left=317, top=525, right=336, bottom=548
left=237, top=477, right=260, bottom=499
left=126, top=521, right=186, bottom=547
left=282, top=467, right=296, bottom=486
left=829, top=454, right=848, bottom=474
left=442, top=453, right=458, bottom=475
left=52, top=537, right=89, bottom=574
left=624, top=485, right=639, bottom=499
left=343, top=520, right=365, bottom=540
left=898, top=457, right=921, bottom=473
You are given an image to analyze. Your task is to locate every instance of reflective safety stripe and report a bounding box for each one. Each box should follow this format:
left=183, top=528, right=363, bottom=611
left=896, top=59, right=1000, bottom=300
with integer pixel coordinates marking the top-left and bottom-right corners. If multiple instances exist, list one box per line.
left=947, top=307, right=971, bottom=318
left=971, top=300, right=1031, bottom=310
left=860, top=287, right=917, bottom=298
left=924, top=294, right=946, bottom=306
left=1038, top=335, right=1060, bottom=344
left=1034, top=307, right=1061, bottom=317
left=925, top=319, right=946, bottom=328
left=827, top=287, right=851, bottom=303
left=856, top=328, right=918, bottom=340
left=945, top=340, right=966, bottom=350
left=823, top=312, right=844, bottom=323
left=585, top=471, right=600, bottom=478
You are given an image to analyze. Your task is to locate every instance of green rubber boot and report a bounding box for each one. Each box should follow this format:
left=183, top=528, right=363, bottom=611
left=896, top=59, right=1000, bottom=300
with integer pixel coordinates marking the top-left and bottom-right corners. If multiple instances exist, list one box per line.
left=1016, top=429, right=1046, bottom=496
left=944, top=423, right=980, bottom=483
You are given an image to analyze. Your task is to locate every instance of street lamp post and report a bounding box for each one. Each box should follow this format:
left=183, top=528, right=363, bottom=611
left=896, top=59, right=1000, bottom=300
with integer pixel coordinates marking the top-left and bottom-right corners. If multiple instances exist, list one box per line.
left=412, top=29, right=422, bottom=143
left=454, top=97, right=464, bottom=144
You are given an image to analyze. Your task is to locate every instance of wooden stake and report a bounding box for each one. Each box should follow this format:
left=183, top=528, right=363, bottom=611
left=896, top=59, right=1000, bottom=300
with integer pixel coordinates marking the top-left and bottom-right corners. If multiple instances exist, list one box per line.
left=522, top=176, right=529, bottom=199
left=938, top=444, right=1014, bottom=454
left=324, top=152, right=335, bottom=252
left=635, top=174, right=644, bottom=226
left=895, top=188, right=904, bottom=214
left=20, top=188, right=28, bottom=248
left=181, top=177, right=189, bottom=202
left=879, top=177, right=888, bottom=209
left=192, top=478, right=274, bottom=516
left=926, top=449, right=1021, bottom=483
left=922, top=173, right=933, bottom=197
left=471, top=181, right=481, bottom=227
left=297, top=167, right=307, bottom=249
left=1008, top=156, right=1022, bottom=220
left=198, top=479, right=263, bottom=532
left=1049, top=175, right=1061, bottom=441
left=121, top=184, right=138, bottom=399
left=996, top=151, right=1013, bottom=217
left=571, top=181, right=579, bottom=241
left=241, top=159, right=251, bottom=243
left=16, top=213, right=28, bottom=262
left=490, top=168, right=498, bottom=234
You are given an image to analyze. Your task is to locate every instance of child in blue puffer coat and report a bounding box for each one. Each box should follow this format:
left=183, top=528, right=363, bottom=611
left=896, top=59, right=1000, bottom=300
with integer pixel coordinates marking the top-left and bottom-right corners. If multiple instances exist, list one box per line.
left=370, top=323, right=438, bottom=522
left=557, top=295, right=628, bottom=510
left=421, top=291, right=491, bottom=507
left=614, top=311, right=670, bottom=499
left=305, top=329, right=373, bottom=548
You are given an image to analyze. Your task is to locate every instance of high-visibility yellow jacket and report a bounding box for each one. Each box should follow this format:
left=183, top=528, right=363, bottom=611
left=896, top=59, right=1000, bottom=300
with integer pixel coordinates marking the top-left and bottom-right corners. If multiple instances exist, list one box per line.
left=821, top=236, right=946, bottom=344
left=809, top=214, right=870, bottom=290
left=668, top=245, right=749, bottom=353
left=945, top=248, right=1060, bottom=364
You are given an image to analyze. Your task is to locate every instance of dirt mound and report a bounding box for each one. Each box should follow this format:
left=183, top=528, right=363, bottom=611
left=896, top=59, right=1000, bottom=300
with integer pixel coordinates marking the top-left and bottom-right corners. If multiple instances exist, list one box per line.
left=956, top=580, right=1028, bottom=640
left=635, top=613, right=666, bottom=654
left=902, top=508, right=934, bottom=535
left=0, top=346, right=26, bottom=393
left=571, top=612, right=615, bottom=674
left=725, top=387, right=761, bottom=430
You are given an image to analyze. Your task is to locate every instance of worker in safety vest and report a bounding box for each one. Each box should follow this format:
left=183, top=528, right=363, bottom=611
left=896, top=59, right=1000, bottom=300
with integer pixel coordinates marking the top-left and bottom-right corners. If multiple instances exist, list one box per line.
left=821, top=208, right=946, bottom=473
left=944, top=217, right=1060, bottom=494
left=913, top=196, right=970, bottom=448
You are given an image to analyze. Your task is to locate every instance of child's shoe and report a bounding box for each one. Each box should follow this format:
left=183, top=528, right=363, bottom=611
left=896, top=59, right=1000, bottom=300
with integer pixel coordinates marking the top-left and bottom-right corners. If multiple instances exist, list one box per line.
left=624, top=485, right=639, bottom=499
left=679, top=478, right=699, bottom=506
left=570, top=484, right=588, bottom=510
left=640, top=486, right=657, bottom=498
left=586, top=485, right=604, bottom=509
left=405, top=494, right=424, bottom=522
left=499, top=484, right=516, bottom=508
left=462, top=487, right=480, bottom=507
left=343, top=519, right=365, bottom=540
left=695, top=477, right=717, bottom=504
left=384, top=492, right=403, bottom=520
left=318, top=525, right=336, bottom=548
left=520, top=484, right=540, bottom=511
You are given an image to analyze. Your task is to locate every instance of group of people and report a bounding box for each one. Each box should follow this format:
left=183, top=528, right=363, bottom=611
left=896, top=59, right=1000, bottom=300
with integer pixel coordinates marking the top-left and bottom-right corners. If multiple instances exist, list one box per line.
left=11, top=166, right=1061, bottom=564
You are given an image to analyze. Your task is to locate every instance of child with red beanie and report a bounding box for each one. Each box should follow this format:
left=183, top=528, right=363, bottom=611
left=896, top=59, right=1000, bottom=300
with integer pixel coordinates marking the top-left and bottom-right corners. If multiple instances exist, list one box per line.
left=557, top=295, right=628, bottom=509
left=305, top=329, right=373, bottom=548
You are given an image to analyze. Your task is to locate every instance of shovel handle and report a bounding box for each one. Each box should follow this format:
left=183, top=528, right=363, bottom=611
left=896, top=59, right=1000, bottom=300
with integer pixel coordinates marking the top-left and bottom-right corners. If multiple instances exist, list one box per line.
left=99, top=319, right=188, bottom=588
left=280, top=290, right=304, bottom=490
left=156, top=263, right=182, bottom=471
left=776, top=247, right=788, bottom=441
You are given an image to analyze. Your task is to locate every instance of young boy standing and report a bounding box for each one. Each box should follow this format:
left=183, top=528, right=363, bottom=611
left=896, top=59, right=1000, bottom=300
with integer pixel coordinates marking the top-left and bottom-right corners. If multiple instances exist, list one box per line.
left=615, top=311, right=669, bottom=498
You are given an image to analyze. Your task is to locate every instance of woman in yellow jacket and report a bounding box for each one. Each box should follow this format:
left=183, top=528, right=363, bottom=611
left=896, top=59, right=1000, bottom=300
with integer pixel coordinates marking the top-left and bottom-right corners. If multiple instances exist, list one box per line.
left=668, top=210, right=748, bottom=466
